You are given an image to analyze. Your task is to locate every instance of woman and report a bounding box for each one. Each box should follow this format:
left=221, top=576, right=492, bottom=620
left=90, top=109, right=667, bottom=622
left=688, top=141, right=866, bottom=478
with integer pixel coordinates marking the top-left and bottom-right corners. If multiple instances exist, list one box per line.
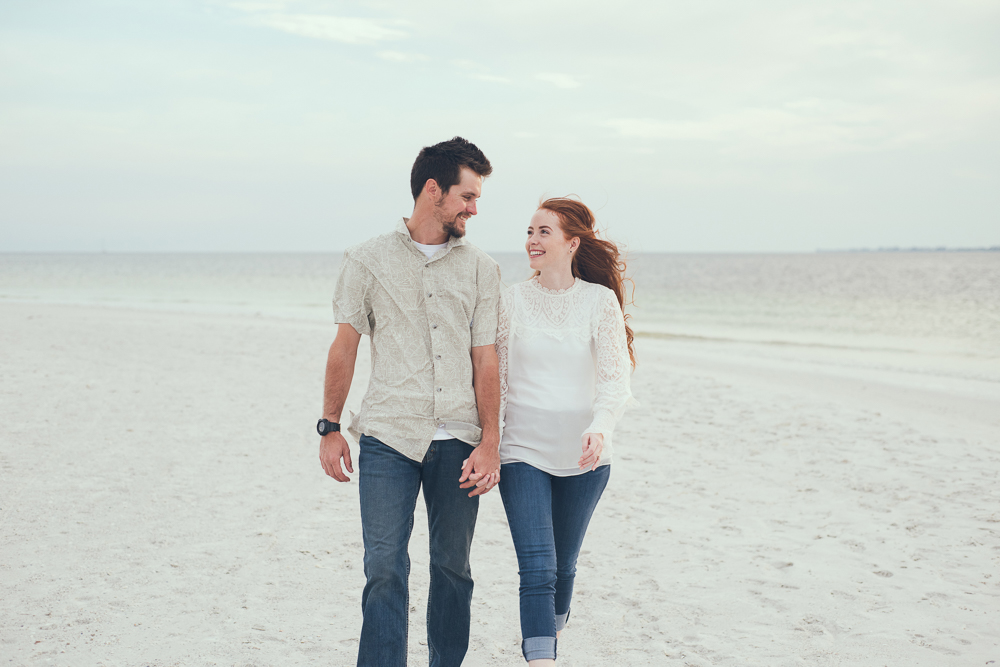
left=496, top=197, right=636, bottom=665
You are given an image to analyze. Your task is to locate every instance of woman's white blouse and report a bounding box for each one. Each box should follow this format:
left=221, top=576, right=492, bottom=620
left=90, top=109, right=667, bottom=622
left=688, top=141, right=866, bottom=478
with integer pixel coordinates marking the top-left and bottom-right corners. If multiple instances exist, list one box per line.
left=496, top=277, right=634, bottom=476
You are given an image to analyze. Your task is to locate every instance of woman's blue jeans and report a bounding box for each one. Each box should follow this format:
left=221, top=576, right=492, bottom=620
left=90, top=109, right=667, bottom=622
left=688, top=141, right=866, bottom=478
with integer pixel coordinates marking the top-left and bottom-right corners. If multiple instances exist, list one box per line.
left=498, top=462, right=611, bottom=662
left=357, top=435, right=479, bottom=667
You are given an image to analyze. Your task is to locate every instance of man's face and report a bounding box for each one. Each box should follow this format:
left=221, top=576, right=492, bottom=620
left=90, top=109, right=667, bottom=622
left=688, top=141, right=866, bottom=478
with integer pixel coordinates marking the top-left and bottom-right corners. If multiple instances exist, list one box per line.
left=434, top=167, right=482, bottom=239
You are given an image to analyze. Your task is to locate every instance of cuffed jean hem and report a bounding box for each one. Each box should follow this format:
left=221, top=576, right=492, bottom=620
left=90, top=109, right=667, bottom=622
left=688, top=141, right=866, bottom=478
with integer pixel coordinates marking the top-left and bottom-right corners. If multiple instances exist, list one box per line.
left=522, top=636, right=556, bottom=661
left=554, top=609, right=570, bottom=632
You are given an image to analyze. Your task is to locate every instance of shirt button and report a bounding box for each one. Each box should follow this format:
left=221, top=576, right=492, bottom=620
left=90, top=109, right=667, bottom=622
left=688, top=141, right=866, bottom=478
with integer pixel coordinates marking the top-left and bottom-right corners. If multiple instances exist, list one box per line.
left=432, top=324, right=438, bottom=329
left=435, top=355, right=441, bottom=360
left=427, top=292, right=433, bottom=297
left=437, top=387, right=442, bottom=392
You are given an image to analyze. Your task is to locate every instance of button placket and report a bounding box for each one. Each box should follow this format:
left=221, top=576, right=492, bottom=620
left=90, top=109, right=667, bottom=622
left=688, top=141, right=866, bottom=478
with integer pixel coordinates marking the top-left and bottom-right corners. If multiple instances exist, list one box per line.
left=426, top=269, right=444, bottom=410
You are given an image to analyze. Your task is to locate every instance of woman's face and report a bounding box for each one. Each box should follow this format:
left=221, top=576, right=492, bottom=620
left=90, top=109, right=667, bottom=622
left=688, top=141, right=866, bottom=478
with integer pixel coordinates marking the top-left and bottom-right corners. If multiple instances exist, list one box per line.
left=526, top=209, right=576, bottom=274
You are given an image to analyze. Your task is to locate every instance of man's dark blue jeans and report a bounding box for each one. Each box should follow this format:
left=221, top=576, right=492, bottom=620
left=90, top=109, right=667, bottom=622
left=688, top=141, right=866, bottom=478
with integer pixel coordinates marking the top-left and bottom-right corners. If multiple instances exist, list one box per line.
left=498, top=461, right=611, bottom=662
left=357, top=434, right=479, bottom=667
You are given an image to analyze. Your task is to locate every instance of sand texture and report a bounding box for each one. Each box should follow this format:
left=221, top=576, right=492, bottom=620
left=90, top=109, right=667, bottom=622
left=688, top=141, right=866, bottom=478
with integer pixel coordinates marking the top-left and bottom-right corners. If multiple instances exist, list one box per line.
left=1, top=303, right=998, bottom=666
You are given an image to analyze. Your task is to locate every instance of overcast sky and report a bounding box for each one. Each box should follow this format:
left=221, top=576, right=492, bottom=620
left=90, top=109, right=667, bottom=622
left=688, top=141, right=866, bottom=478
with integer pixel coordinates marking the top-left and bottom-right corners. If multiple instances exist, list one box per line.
left=1, top=0, right=998, bottom=252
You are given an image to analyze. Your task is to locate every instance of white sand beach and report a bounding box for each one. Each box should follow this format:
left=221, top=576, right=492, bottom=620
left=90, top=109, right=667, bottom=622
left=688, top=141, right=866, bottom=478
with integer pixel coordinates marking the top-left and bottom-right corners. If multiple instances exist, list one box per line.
left=1, top=301, right=998, bottom=666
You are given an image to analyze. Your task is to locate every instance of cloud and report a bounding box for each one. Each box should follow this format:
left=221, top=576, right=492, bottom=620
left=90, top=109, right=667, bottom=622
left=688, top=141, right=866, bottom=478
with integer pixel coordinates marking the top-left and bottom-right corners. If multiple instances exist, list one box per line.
left=536, top=73, right=581, bottom=89
left=605, top=100, right=899, bottom=156
left=471, top=73, right=511, bottom=84
left=605, top=117, right=719, bottom=142
left=447, top=59, right=510, bottom=83
left=245, top=14, right=406, bottom=44
left=228, top=1, right=287, bottom=11
left=377, top=50, right=427, bottom=63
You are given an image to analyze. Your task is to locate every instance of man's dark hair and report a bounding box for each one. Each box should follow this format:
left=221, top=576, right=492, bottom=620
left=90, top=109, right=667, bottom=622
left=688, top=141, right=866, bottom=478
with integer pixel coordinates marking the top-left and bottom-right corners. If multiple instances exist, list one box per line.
left=410, top=136, right=493, bottom=201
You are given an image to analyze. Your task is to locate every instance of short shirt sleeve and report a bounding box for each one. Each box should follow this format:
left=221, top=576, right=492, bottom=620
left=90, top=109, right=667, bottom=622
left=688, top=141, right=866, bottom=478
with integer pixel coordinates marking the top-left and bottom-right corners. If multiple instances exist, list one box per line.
left=470, top=259, right=501, bottom=347
left=332, top=252, right=373, bottom=336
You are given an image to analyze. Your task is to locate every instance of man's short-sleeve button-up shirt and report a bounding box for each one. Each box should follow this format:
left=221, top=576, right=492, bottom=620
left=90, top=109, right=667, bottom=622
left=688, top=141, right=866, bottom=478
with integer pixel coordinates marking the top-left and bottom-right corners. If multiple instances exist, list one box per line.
left=333, top=219, right=502, bottom=461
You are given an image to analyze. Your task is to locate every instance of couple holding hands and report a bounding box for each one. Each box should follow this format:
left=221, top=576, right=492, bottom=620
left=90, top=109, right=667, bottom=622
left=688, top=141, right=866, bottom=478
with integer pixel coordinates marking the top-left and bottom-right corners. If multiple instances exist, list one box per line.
left=319, top=136, right=635, bottom=666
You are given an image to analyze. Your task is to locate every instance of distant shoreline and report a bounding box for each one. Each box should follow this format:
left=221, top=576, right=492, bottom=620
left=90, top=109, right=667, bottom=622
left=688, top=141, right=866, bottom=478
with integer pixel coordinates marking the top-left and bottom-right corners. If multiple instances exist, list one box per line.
left=1, top=247, right=998, bottom=255
left=817, top=246, right=999, bottom=253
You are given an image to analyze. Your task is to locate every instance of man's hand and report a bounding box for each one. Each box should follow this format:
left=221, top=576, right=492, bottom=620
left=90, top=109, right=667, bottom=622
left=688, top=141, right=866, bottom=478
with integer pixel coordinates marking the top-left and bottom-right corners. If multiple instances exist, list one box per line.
left=468, top=343, right=502, bottom=497
left=319, top=324, right=360, bottom=482
left=579, top=432, right=604, bottom=471
left=459, top=439, right=500, bottom=497
left=320, top=431, right=354, bottom=482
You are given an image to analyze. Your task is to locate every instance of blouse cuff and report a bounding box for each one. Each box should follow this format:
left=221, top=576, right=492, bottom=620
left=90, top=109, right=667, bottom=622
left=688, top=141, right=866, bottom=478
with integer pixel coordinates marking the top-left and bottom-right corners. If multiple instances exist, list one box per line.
left=585, top=410, right=617, bottom=439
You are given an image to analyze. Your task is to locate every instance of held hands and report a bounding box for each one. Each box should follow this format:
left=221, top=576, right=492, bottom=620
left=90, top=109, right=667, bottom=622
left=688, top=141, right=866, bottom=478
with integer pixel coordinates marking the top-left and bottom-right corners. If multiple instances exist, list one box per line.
left=319, top=432, right=354, bottom=482
left=320, top=430, right=500, bottom=494
left=459, top=438, right=501, bottom=497
left=579, top=432, right=604, bottom=471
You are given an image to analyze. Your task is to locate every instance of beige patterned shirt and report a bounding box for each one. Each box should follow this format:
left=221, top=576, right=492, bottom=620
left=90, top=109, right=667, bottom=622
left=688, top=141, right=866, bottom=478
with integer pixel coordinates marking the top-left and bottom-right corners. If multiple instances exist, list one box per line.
left=333, top=219, right=502, bottom=461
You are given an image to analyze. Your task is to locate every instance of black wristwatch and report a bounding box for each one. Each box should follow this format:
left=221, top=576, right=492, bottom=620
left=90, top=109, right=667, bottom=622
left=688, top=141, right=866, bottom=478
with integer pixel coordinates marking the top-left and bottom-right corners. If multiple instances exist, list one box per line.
left=317, top=419, right=341, bottom=436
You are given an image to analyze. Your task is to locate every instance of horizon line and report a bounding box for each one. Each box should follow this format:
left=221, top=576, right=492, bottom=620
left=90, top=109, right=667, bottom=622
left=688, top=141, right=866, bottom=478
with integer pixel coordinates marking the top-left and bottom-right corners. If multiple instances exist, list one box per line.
left=2, top=247, right=999, bottom=256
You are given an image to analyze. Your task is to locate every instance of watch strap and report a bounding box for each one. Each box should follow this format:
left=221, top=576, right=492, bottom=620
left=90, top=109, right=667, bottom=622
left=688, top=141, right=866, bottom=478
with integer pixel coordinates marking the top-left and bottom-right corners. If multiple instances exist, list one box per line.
left=317, top=418, right=341, bottom=435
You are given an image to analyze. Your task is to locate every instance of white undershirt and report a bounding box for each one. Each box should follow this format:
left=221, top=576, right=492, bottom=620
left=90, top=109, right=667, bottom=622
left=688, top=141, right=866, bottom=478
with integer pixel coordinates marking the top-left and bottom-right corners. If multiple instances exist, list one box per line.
left=412, top=240, right=447, bottom=258
left=412, top=239, right=454, bottom=441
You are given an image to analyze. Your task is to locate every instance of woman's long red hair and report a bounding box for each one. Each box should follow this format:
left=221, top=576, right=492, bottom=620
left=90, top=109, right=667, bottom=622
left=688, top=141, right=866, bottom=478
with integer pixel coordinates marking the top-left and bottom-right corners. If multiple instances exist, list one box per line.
left=537, top=197, right=636, bottom=368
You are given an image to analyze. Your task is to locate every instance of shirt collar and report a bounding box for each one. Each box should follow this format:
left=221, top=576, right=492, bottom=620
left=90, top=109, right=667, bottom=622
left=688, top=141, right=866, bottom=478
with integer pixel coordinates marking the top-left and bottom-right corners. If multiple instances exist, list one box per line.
left=396, top=218, right=467, bottom=254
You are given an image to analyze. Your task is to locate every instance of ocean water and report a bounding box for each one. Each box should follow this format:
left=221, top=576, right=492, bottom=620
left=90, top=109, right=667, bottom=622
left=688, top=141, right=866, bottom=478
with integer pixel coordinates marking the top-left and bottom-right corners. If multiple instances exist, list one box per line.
left=629, top=253, right=1000, bottom=357
left=2, top=251, right=998, bottom=383
left=626, top=252, right=1000, bottom=389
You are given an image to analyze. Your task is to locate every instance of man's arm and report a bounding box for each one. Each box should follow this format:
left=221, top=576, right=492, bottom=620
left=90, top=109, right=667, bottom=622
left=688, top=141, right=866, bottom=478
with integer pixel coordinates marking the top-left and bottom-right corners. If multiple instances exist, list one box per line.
left=459, top=344, right=501, bottom=497
left=319, top=323, right=362, bottom=482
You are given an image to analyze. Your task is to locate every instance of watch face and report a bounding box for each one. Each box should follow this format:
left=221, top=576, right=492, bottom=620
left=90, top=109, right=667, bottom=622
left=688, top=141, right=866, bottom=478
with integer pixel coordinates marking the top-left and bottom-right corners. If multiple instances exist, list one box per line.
left=318, top=420, right=327, bottom=434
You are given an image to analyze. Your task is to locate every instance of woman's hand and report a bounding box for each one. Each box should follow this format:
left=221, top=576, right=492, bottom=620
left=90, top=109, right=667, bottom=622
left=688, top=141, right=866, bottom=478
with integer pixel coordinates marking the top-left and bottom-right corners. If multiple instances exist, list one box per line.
left=579, top=432, right=604, bottom=471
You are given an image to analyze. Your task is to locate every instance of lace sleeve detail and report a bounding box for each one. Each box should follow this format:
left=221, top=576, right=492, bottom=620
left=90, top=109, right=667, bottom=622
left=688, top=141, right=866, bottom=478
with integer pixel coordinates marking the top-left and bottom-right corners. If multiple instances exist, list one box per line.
left=496, top=289, right=512, bottom=438
left=585, top=288, right=633, bottom=438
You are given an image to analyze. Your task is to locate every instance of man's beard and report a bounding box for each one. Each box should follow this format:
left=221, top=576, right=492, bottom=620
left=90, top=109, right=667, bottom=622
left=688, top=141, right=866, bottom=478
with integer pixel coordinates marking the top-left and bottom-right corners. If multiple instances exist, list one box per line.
left=442, top=215, right=467, bottom=239
left=435, top=193, right=467, bottom=239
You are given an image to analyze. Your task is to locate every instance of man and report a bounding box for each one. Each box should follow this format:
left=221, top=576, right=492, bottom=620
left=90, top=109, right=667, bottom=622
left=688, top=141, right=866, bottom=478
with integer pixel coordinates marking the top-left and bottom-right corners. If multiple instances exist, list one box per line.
left=318, top=136, right=502, bottom=667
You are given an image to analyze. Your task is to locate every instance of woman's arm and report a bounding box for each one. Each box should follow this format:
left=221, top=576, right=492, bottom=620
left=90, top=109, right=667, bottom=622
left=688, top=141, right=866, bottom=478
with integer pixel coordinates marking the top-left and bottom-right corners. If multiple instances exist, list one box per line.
left=585, top=289, right=633, bottom=439
left=495, top=290, right=512, bottom=439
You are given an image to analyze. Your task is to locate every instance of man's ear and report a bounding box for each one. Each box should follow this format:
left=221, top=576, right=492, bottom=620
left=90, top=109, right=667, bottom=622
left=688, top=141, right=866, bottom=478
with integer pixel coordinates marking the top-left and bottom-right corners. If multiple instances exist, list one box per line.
left=423, top=178, right=440, bottom=200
